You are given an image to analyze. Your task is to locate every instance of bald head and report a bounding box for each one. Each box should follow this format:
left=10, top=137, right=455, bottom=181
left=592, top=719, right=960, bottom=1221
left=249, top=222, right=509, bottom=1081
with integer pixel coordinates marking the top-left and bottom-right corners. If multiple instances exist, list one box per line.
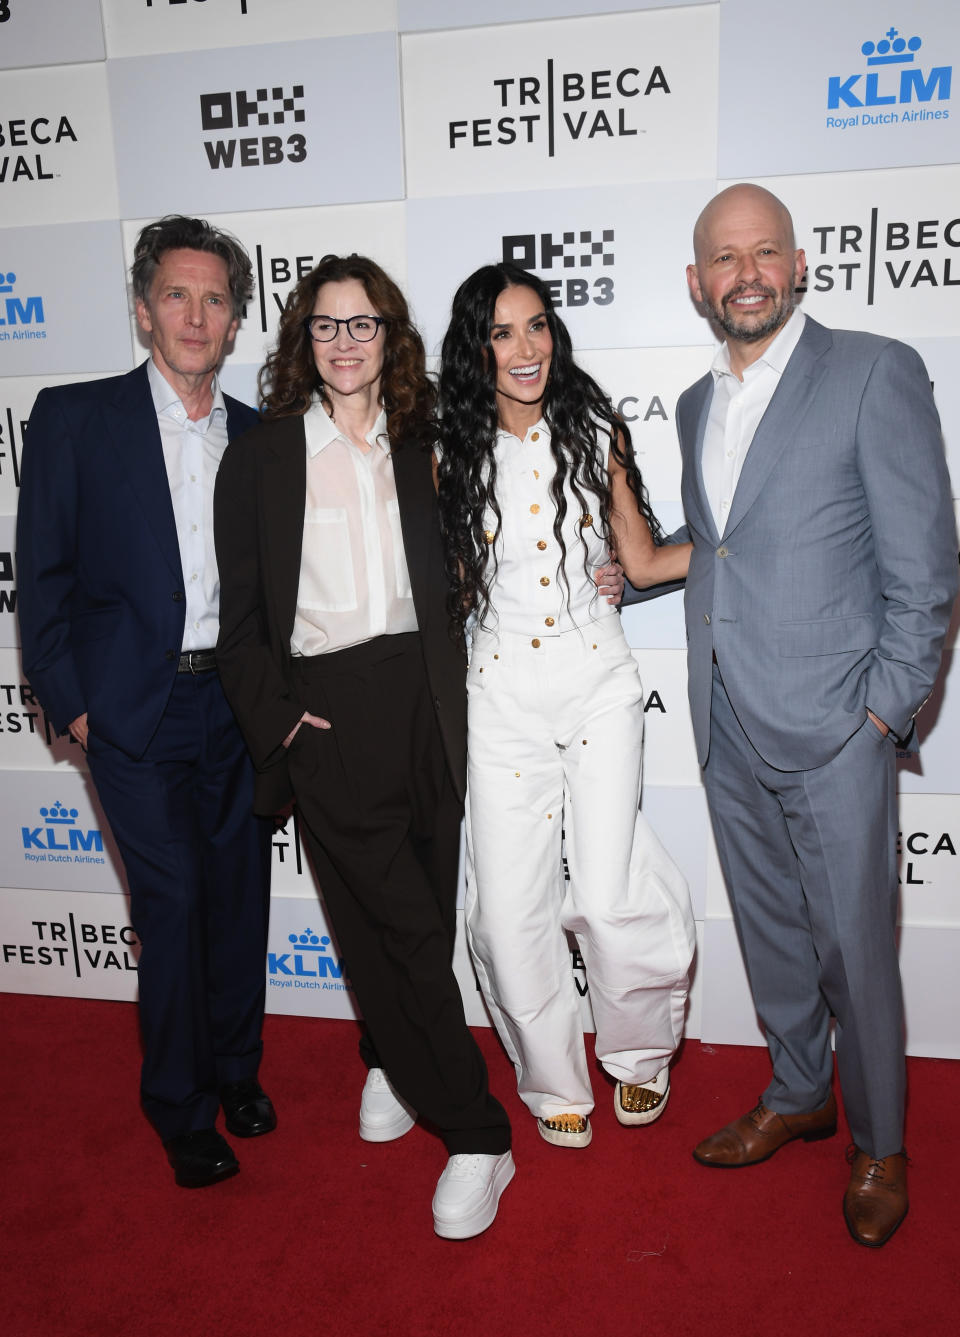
left=693, top=184, right=796, bottom=265
left=687, top=183, right=805, bottom=372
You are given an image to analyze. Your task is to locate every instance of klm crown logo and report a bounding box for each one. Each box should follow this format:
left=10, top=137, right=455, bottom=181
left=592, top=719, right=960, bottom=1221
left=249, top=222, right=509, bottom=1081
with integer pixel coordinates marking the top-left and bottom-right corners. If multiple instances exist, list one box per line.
left=0, top=271, right=45, bottom=329
left=22, top=800, right=103, bottom=854
left=268, top=927, right=346, bottom=979
left=828, top=28, right=952, bottom=110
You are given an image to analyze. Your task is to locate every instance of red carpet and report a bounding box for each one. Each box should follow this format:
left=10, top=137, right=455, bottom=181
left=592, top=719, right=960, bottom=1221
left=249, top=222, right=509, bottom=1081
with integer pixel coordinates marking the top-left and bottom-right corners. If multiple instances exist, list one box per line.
left=3, top=993, right=957, bottom=1336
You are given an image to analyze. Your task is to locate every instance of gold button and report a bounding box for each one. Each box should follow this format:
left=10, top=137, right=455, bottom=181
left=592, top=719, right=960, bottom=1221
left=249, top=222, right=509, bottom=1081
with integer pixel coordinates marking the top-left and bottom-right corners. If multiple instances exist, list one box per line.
left=582, top=739, right=588, bottom=745
left=530, top=503, right=540, bottom=515
left=536, top=540, right=547, bottom=551
left=515, top=772, right=520, bottom=777
left=544, top=617, right=555, bottom=627
left=533, top=469, right=540, bottom=479
left=478, top=667, right=483, bottom=673
left=592, top=643, right=597, bottom=650
left=484, top=529, right=495, bottom=544
left=540, top=576, right=550, bottom=587
left=531, top=431, right=540, bottom=442
left=531, top=638, right=541, bottom=648
left=547, top=813, right=552, bottom=819
left=493, top=654, right=499, bottom=660
left=580, top=513, right=593, bottom=527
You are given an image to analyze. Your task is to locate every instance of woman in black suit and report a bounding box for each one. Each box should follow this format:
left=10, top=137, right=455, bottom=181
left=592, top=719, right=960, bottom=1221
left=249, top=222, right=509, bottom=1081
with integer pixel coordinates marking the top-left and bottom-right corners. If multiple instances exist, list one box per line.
left=214, top=256, right=512, bottom=1239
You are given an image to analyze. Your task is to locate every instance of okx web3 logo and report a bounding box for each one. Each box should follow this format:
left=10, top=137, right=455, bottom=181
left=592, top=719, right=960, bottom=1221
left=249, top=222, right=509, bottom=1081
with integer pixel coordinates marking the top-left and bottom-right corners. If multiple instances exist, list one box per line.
left=502, top=228, right=616, bottom=310
left=199, top=84, right=307, bottom=170
left=827, top=26, right=952, bottom=129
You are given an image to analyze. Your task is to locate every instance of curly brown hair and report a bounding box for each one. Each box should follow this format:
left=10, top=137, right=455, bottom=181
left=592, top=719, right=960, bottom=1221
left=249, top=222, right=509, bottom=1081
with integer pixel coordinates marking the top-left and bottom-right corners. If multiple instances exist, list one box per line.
left=259, top=255, right=436, bottom=450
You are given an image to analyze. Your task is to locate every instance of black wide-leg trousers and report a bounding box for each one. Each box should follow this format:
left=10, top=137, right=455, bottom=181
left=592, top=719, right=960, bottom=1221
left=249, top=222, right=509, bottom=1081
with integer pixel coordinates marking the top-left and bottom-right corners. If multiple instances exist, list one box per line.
left=287, top=633, right=511, bottom=1156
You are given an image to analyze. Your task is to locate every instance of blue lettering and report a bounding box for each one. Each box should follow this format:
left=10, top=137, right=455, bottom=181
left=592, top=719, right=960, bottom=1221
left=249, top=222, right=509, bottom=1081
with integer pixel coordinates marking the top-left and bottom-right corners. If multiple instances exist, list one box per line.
left=828, top=75, right=862, bottom=109
left=900, top=66, right=952, bottom=104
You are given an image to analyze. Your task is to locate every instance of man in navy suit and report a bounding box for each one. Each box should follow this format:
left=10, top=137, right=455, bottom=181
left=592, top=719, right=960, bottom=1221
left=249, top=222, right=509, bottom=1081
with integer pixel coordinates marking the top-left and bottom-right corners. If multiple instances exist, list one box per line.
left=17, top=216, right=275, bottom=1188
left=673, top=185, right=957, bottom=1246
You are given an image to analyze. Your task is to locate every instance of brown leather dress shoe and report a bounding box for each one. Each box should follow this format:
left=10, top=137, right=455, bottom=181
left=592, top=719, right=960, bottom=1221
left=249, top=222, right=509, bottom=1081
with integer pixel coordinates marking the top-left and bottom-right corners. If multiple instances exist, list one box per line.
left=693, top=1091, right=838, bottom=1167
left=843, top=1146, right=908, bottom=1247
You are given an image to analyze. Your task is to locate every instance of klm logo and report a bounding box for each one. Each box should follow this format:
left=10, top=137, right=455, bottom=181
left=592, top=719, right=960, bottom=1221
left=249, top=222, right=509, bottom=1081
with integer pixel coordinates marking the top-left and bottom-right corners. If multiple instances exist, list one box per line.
left=0, top=272, right=46, bottom=344
left=828, top=29, right=951, bottom=113
left=502, top=229, right=615, bottom=309
left=21, top=800, right=104, bottom=861
left=200, top=85, right=307, bottom=170
left=268, top=928, right=348, bottom=990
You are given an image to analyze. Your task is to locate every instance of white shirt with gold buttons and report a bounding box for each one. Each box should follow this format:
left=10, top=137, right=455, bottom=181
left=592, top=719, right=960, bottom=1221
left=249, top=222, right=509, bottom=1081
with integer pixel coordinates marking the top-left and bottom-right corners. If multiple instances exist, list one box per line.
left=480, top=419, right=616, bottom=636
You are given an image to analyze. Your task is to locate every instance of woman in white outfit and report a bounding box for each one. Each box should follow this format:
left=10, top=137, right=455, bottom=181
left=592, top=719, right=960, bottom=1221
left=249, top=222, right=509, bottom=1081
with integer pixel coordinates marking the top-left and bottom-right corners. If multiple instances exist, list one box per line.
left=437, top=263, right=696, bottom=1148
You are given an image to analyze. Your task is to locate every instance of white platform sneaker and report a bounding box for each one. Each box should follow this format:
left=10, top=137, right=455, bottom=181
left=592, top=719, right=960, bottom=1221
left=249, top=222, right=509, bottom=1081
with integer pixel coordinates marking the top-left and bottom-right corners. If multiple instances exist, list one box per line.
left=432, top=1151, right=515, bottom=1240
left=614, top=1064, right=671, bottom=1126
left=359, top=1067, right=417, bottom=1143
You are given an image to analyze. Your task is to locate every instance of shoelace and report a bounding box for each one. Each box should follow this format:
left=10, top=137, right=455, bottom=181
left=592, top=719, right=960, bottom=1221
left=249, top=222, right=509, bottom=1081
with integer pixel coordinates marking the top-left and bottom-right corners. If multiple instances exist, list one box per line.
left=445, top=1154, right=483, bottom=1179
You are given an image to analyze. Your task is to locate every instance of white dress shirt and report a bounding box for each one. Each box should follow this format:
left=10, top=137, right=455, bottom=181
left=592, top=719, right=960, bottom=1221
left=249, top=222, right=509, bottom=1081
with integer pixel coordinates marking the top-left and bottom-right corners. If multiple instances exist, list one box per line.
left=148, top=357, right=228, bottom=652
left=292, top=398, right=418, bottom=656
left=479, top=419, right=616, bottom=636
left=702, top=308, right=806, bottom=536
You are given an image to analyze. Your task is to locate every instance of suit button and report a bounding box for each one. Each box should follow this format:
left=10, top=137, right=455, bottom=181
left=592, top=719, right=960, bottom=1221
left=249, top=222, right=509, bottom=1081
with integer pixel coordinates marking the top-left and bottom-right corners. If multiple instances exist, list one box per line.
left=531, top=638, right=541, bottom=648
left=172, top=591, right=184, bottom=602
left=704, top=614, right=711, bottom=625
left=544, top=617, right=555, bottom=627
left=717, top=546, right=729, bottom=558
left=536, top=540, right=547, bottom=551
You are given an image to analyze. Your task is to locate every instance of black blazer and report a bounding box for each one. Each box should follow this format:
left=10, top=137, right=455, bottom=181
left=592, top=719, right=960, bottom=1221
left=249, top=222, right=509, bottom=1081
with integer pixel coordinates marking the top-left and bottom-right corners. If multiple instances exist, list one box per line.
left=214, top=414, right=467, bottom=815
left=16, top=361, right=258, bottom=758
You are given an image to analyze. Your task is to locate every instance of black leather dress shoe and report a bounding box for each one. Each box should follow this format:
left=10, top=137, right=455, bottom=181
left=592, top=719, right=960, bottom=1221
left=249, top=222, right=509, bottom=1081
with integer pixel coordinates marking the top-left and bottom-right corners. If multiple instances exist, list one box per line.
left=163, top=1128, right=239, bottom=1189
left=220, top=1078, right=277, bottom=1138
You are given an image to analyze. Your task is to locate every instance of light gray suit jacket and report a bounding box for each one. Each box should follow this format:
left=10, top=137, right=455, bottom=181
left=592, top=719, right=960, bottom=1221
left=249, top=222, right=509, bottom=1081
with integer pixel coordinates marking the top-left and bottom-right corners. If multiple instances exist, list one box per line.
left=678, top=314, right=957, bottom=771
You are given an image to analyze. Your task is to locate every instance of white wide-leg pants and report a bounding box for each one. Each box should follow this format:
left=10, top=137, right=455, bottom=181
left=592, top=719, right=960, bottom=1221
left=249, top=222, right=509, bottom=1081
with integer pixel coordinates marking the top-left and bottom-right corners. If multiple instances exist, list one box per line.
left=464, top=617, right=695, bottom=1118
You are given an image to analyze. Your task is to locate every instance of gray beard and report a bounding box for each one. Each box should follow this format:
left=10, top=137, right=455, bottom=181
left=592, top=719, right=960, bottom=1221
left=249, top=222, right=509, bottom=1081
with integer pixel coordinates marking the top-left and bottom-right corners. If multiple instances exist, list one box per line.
left=710, top=288, right=796, bottom=344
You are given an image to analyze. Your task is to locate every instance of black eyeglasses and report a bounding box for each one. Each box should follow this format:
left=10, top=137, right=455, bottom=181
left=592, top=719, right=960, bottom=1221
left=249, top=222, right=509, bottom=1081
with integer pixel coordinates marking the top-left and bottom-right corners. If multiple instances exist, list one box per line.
left=303, top=315, right=386, bottom=343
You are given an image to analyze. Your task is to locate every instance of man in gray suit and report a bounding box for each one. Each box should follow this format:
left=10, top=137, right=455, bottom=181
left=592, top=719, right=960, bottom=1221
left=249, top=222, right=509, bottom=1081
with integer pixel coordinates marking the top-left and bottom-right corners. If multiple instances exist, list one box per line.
left=677, top=184, right=956, bottom=1246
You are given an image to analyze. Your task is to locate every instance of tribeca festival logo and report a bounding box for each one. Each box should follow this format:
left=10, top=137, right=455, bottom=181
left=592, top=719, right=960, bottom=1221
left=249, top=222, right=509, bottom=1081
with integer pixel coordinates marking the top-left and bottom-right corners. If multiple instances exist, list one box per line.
left=268, top=927, right=350, bottom=992
left=1, top=110, right=78, bottom=183
left=199, top=84, right=306, bottom=170
left=0, top=3, right=10, bottom=25
left=0, top=402, right=28, bottom=491
left=826, top=27, right=952, bottom=130
left=0, top=550, right=15, bottom=615
left=898, top=825, right=956, bottom=887
left=145, top=0, right=250, bottom=14
left=502, top=229, right=616, bottom=311
left=800, top=204, right=960, bottom=302
left=21, top=800, right=106, bottom=866
left=449, top=58, right=670, bottom=156
left=2, top=915, right=139, bottom=975
left=0, top=271, right=46, bottom=343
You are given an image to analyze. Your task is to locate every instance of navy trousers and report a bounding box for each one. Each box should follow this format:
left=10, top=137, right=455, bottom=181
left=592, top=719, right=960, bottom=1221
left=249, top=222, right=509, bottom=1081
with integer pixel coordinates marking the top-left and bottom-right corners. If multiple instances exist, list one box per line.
left=86, top=669, right=272, bottom=1140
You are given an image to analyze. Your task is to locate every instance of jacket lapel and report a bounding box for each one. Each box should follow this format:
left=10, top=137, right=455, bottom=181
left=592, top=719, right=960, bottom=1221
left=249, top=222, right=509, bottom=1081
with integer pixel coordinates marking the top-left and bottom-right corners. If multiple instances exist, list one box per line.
left=723, top=316, right=832, bottom=536
left=259, top=416, right=307, bottom=649
left=103, top=363, right=182, bottom=581
left=679, top=374, right=719, bottom=544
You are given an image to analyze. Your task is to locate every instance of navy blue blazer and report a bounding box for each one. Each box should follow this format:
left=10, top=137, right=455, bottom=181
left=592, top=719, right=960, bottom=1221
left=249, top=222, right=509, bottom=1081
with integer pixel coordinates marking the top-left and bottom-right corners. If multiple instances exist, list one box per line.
left=16, top=360, right=258, bottom=759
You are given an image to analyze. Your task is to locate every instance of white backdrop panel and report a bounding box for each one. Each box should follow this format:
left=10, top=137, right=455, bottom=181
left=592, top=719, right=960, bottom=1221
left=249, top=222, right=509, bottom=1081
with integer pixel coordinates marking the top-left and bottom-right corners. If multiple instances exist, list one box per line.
left=101, top=0, right=397, bottom=57
left=897, top=792, right=960, bottom=926
left=399, top=0, right=704, bottom=31
left=719, top=0, right=958, bottom=178
left=0, top=63, right=119, bottom=227
left=897, top=650, right=960, bottom=796
left=406, top=180, right=715, bottom=355
left=577, top=345, right=713, bottom=502
left=108, top=34, right=404, bottom=218
left=0, top=649, right=83, bottom=772
left=737, top=166, right=960, bottom=340
left=0, top=222, right=131, bottom=377
left=402, top=6, right=718, bottom=196
left=0, top=0, right=105, bottom=70
left=0, top=886, right=138, bottom=1002
left=628, top=646, right=700, bottom=787
left=900, top=924, right=960, bottom=1058
left=0, top=514, right=15, bottom=649
left=0, top=767, right=125, bottom=895
left=0, top=374, right=116, bottom=518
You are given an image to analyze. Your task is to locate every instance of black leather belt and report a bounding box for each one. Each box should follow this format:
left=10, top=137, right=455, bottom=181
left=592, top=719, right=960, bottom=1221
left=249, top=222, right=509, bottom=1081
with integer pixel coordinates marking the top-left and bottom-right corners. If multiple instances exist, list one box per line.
left=177, top=649, right=217, bottom=674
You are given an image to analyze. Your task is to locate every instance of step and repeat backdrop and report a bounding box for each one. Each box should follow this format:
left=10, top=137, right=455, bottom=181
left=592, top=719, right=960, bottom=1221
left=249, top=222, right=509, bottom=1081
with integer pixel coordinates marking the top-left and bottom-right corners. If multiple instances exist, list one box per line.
left=1, top=0, right=958, bottom=1057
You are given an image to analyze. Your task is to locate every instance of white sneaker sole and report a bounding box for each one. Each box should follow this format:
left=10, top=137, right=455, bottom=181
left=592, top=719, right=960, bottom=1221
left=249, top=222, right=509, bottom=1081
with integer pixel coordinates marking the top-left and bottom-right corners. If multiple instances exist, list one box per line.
left=614, top=1072, right=671, bottom=1127
left=359, top=1106, right=416, bottom=1142
left=433, top=1152, right=516, bottom=1240
left=537, top=1117, right=593, bottom=1148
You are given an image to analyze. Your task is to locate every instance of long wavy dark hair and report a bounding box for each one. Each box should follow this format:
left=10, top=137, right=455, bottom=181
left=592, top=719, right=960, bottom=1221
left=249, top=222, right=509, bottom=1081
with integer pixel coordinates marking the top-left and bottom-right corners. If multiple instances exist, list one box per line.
left=259, top=255, right=435, bottom=450
left=437, top=262, right=662, bottom=630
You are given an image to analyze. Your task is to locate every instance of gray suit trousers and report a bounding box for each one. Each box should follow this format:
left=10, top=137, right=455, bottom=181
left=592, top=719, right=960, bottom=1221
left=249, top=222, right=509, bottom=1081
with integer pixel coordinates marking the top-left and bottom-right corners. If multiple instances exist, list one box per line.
left=703, top=665, right=904, bottom=1158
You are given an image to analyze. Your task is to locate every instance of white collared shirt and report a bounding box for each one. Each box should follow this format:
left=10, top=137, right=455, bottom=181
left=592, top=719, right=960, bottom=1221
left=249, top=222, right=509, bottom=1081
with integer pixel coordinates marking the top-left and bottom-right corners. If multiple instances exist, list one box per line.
left=291, top=398, right=418, bottom=656
left=479, top=418, right=616, bottom=636
left=702, top=308, right=806, bottom=537
left=148, top=357, right=228, bottom=652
